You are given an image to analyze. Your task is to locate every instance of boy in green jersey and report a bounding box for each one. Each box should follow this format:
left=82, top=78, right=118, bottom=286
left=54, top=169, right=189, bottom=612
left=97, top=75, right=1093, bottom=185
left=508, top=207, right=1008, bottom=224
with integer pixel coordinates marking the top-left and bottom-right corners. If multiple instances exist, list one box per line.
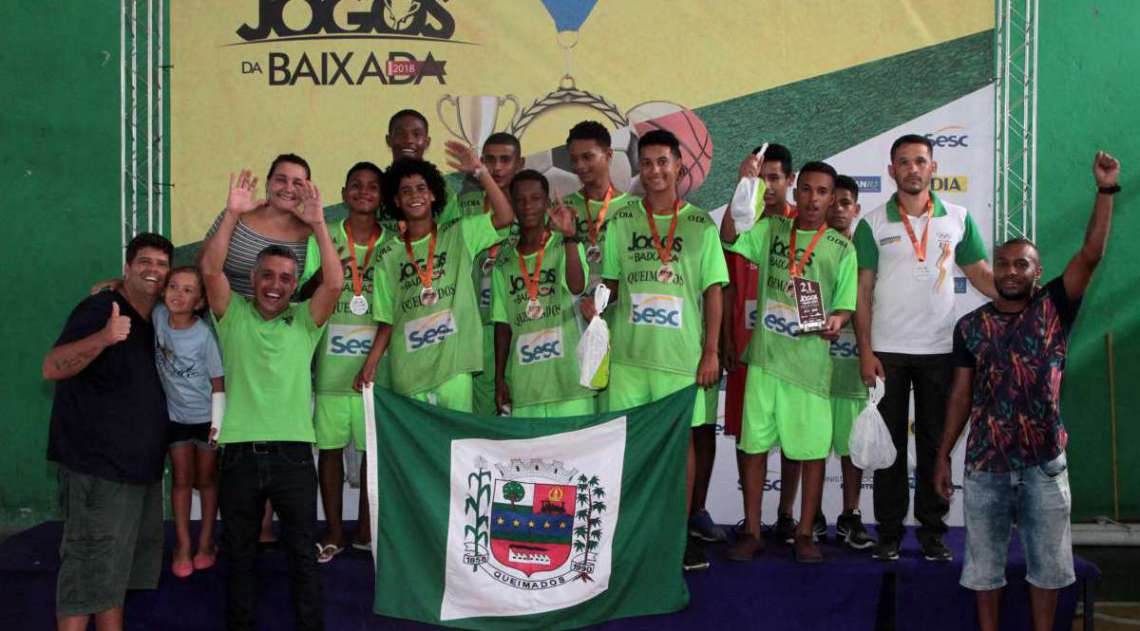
left=298, top=162, right=390, bottom=560
left=492, top=170, right=592, bottom=417
left=456, top=132, right=526, bottom=415
left=721, top=161, right=857, bottom=564
left=357, top=144, right=515, bottom=411
left=562, top=121, right=639, bottom=321
left=201, top=169, right=343, bottom=630
left=386, top=108, right=462, bottom=222
left=823, top=174, right=873, bottom=550
left=601, top=129, right=728, bottom=572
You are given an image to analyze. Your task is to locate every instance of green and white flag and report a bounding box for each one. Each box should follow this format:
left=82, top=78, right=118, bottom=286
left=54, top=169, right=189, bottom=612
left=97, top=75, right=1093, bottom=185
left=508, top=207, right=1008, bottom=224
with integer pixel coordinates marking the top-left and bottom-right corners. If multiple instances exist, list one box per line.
left=362, top=385, right=695, bottom=629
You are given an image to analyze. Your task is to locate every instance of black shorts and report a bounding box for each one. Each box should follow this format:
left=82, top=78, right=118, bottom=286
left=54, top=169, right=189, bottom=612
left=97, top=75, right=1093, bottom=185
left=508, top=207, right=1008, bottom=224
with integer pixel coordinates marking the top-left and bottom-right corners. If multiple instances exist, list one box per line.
left=168, top=421, right=213, bottom=448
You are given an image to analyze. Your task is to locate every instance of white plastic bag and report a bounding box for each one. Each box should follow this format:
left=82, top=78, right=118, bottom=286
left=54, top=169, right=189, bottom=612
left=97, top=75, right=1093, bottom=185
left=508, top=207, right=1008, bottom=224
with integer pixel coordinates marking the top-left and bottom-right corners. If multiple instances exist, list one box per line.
left=728, top=143, right=768, bottom=232
left=848, top=377, right=897, bottom=472
left=577, top=284, right=612, bottom=389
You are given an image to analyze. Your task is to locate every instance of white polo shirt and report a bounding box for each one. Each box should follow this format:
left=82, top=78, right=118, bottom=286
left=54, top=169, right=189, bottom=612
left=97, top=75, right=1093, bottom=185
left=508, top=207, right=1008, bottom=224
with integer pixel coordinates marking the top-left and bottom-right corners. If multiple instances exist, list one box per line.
left=853, top=192, right=987, bottom=354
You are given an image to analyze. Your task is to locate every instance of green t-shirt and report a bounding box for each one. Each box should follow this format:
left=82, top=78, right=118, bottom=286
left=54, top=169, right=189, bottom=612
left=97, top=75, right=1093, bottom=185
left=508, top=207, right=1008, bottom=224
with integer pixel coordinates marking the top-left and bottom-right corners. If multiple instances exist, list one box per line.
left=829, top=322, right=866, bottom=399
left=725, top=216, right=858, bottom=396
left=455, top=190, right=514, bottom=326
left=562, top=189, right=639, bottom=291
left=601, top=199, right=729, bottom=377
left=300, top=220, right=393, bottom=394
left=490, top=234, right=592, bottom=407
left=212, top=297, right=325, bottom=443
left=371, top=213, right=501, bottom=395
left=435, top=184, right=465, bottom=224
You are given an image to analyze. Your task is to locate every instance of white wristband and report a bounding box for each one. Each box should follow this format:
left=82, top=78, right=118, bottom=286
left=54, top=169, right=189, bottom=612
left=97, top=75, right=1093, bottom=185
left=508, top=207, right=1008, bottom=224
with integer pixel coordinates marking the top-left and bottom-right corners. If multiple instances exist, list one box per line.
left=210, top=392, right=226, bottom=439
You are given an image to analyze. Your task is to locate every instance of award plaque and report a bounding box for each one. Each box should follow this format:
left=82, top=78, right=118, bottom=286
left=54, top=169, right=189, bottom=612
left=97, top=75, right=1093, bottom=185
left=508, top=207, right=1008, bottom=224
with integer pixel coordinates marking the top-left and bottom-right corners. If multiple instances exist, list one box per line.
left=791, top=276, right=826, bottom=334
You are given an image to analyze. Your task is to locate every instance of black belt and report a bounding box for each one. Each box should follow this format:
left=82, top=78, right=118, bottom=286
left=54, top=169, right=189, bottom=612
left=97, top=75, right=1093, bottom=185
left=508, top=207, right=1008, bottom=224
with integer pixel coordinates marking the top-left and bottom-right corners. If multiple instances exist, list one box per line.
left=227, top=441, right=308, bottom=455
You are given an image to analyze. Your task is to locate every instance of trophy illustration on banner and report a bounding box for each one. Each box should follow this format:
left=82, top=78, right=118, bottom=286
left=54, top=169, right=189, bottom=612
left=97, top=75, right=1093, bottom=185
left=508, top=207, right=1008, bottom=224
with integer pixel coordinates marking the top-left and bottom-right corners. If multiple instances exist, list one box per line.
left=435, top=95, right=521, bottom=150
left=495, top=0, right=713, bottom=198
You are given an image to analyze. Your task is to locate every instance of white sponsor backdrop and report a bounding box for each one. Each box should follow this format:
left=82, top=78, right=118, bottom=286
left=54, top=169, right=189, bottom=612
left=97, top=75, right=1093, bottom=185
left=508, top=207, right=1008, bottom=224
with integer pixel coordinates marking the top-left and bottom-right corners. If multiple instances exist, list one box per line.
left=703, top=85, right=995, bottom=528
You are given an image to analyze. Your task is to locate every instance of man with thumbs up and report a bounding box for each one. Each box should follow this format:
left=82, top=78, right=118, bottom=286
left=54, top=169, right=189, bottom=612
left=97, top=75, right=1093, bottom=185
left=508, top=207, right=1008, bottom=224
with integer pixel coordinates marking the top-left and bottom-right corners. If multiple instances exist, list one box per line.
left=43, top=232, right=173, bottom=631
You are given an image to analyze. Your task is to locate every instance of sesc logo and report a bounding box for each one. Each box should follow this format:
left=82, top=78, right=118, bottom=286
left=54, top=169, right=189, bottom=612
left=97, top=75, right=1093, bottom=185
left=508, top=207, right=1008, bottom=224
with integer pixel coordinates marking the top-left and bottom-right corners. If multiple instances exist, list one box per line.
left=829, top=328, right=858, bottom=359
left=930, top=176, right=968, bottom=193
left=404, top=309, right=456, bottom=352
left=516, top=327, right=564, bottom=365
left=744, top=299, right=758, bottom=331
left=761, top=300, right=800, bottom=338
left=327, top=324, right=377, bottom=357
left=925, top=125, right=969, bottom=148
left=629, top=294, right=683, bottom=329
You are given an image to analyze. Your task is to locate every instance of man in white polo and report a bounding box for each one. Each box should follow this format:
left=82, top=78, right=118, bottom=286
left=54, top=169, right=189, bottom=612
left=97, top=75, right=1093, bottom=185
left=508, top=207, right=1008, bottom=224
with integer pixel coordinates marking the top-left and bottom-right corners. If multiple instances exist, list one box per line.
left=852, top=133, right=995, bottom=562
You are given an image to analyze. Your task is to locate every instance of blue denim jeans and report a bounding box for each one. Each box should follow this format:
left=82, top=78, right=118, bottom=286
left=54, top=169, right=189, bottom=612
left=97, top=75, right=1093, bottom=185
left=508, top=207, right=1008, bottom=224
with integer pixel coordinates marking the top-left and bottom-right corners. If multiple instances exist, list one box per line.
left=960, top=453, right=1075, bottom=591
left=220, top=442, right=323, bottom=630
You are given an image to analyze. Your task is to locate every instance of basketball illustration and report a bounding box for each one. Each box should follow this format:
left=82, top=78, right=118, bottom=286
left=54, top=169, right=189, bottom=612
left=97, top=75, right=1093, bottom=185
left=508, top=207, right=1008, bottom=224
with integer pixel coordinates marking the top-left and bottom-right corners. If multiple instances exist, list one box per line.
left=626, top=101, right=714, bottom=198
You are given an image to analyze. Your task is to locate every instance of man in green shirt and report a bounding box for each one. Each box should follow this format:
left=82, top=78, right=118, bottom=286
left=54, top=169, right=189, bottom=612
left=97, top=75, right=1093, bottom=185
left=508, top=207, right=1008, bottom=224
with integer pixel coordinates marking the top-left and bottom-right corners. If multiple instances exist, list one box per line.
left=357, top=144, right=515, bottom=411
left=456, top=132, right=525, bottom=415
left=721, top=161, right=857, bottom=564
left=202, top=168, right=343, bottom=630
left=562, top=120, right=639, bottom=321
left=299, top=162, right=391, bottom=561
left=492, top=170, right=592, bottom=417
left=823, top=174, right=873, bottom=550
left=601, top=129, right=728, bottom=572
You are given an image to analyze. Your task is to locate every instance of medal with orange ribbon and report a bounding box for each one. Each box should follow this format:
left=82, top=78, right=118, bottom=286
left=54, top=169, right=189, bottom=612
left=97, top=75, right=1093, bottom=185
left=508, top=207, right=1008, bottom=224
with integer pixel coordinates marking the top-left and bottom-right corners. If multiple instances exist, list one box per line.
left=518, top=231, right=550, bottom=320
left=785, top=220, right=828, bottom=297
left=583, top=186, right=613, bottom=263
left=403, top=226, right=439, bottom=306
left=898, top=195, right=934, bottom=281
left=644, top=198, right=682, bottom=283
left=344, top=222, right=380, bottom=315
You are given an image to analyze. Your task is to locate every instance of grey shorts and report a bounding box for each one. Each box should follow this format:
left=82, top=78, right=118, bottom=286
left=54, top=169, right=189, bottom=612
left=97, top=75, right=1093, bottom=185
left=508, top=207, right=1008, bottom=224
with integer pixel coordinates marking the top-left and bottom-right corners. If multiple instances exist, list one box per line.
left=960, top=453, right=1075, bottom=591
left=56, top=466, right=164, bottom=616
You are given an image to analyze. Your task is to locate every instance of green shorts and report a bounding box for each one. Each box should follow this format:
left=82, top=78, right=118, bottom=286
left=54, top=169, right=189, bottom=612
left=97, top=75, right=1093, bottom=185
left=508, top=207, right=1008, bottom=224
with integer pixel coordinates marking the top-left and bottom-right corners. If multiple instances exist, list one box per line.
left=513, top=397, right=596, bottom=418
left=56, top=466, right=163, bottom=616
left=607, top=362, right=711, bottom=427
left=831, top=396, right=866, bottom=457
left=314, top=393, right=366, bottom=451
left=472, top=325, right=497, bottom=416
left=739, top=366, right=832, bottom=459
left=409, top=372, right=474, bottom=412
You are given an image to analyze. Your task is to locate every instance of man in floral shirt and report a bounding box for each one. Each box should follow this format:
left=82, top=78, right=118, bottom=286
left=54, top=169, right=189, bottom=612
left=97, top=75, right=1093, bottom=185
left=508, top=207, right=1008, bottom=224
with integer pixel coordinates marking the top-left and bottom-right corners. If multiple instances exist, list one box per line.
left=934, top=151, right=1120, bottom=631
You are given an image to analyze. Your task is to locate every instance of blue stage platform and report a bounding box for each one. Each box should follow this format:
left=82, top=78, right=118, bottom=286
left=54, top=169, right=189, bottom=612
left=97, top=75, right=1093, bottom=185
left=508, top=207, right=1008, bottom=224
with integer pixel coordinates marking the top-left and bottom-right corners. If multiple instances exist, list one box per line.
left=0, top=521, right=1098, bottom=630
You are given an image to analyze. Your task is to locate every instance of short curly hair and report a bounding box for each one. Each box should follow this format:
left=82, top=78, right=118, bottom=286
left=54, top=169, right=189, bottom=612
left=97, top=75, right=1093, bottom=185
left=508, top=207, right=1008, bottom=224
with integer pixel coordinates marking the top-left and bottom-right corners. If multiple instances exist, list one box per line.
left=382, top=158, right=448, bottom=221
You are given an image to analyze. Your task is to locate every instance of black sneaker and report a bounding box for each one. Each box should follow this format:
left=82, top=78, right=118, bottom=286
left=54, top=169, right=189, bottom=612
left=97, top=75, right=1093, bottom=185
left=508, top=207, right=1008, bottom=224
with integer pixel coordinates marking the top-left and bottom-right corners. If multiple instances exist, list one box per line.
left=683, top=538, right=710, bottom=571
left=771, top=513, right=797, bottom=544
left=921, top=538, right=953, bottom=562
left=812, top=511, right=827, bottom=542
left=872, top=538, right=900, bottom=561
left=835, top=510, right=875, bottom=550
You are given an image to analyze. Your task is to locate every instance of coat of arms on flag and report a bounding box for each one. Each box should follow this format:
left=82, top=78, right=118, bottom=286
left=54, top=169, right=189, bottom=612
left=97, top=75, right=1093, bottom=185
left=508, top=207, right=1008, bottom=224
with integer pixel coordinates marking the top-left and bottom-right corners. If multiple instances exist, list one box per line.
left=368, top=385, right=695, bottom=629
left=463, top=460, right=606, bottom=584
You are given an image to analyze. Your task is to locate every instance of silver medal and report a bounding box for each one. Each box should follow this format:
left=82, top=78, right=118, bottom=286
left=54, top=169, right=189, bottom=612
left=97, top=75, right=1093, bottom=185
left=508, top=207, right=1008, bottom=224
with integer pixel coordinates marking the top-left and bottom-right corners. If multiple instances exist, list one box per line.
left=656, top=264, right=675, bottom=283
left=586, top=245, right=602, bottom=263
left=526, top=299, right=544, bottom=320
left=349, top=294, right=369, bottom=316
left=420, top=286, right=439, bottom=306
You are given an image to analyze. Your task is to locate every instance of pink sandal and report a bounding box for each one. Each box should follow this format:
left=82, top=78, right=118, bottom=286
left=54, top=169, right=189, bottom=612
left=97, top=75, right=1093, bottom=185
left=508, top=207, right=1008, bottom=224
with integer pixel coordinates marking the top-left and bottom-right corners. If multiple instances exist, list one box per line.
left=192, top=551, right=216, bottom=571
left=172, top=560, right=194, bottom=578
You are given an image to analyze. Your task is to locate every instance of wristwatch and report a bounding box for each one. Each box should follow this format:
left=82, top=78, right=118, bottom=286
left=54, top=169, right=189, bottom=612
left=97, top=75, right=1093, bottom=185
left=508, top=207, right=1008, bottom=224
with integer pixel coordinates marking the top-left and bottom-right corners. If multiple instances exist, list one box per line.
left=472, top=166, right=488, bottom=180
left=1098, top=184, right=1121, bottom=195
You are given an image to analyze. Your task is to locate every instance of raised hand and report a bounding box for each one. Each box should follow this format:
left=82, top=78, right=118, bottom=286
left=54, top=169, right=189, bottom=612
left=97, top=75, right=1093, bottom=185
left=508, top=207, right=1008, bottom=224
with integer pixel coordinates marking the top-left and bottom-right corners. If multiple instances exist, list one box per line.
left=547, top=189, right=577, bottom=238
left=102, top=301, right=131, bottom=346
left=738, top=152, right=765, bottom=180
left=294, top=180, right=325, bottom=226
left=1093, top=150, right=1120, bottom=188
left=226, top=169, right=264, bottom=215
left=444, top=140, right=482, bottom=175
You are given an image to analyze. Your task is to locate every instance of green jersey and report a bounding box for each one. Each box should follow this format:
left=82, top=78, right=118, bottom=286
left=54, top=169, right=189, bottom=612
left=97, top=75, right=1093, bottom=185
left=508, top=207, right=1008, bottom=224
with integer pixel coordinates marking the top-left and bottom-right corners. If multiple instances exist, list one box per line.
left=300, top=220, right=393, bottom=394
left=212, top=298, right=325, bottom=444
left=601, top=199, right=729, bottom=377
left=490, top=233, right=592, bottom=407
left=562, top=189, right=639, bottom=292
left=829, top=322, right=866, bottom=399
left=725, top=216, right=858, bottom=396
left=435, top=184, right=466, bottom=224
left=454, top=190, right=514, bottom=325
left=371, top=213, right=501, bottom=396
